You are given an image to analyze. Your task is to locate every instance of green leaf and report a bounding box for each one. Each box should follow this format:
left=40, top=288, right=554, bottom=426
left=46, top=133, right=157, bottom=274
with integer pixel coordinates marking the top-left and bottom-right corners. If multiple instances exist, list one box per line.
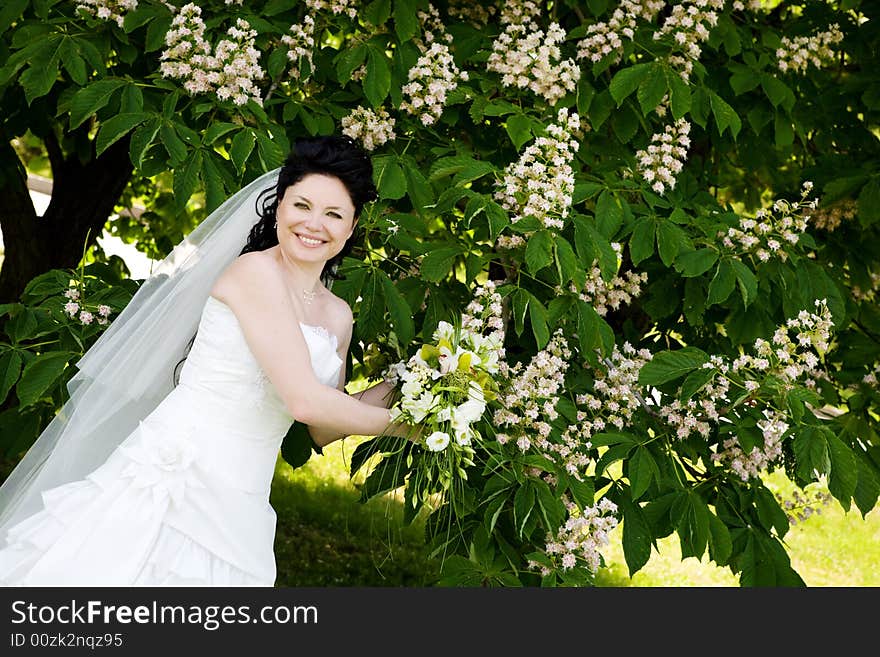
left=201, top=155, right=227, bottom=213
left=854, top=457, right=880, bottom=518
left=230, top=129, right=256, bottom=173
left=774, top=112, right=794, bottom=148
left=827, top=434, right=858, bottom=509
left=336, top=43, right=368, bottom=84
left=675, top=248, right=718, bottom=277
left=0, top=351, right=23, bottom=404
left=637, top=64, right=667, bottom=116
left=672, top=490, right=710, bottom=559
left=656, top=220, right=690, bottom=267
left=679, top=366, right=716, bottom=401
left=534, top=479, right=565, bottom=532
left=755, top=486, right=789, bottom=538
left=379, top=271, right=415, bottom=346
left=0, top=0, right=28, bottom=35
left=69, top=79, right=126, bottom=129
left=707, top=257, right=736, bottom=306
left=858, top=179, right=880, bottom=225
left=505, top=113, right=532, bottom=150
left=638, top=346, right=708, bottom=386
left=707, top=513, right=732, bottom=566
left=668, top=70, right=691, bottom=120
left=160, top=123, right=188, bottom=164
left=730, top=258, right=758, bottom=308
left=761, top=74, right=793, bottom=110
left=203, top=122, right=240, bottom=146
left=393, top=0, right=419, bottom=41
left=280, top=421, right=317, bottom=470
left=609, top=63, right=651, bottom=105
left=629, top=217, right=655, bottom=266
left=255, top=131, right=286, bottom=170
left=356, top=271, right=386, bottom=339
left=793, top=426, right=830, bottom=483
left=16, top=351, right=74, bottom=407
left=595, top=190, right=623, bottom=239
left=708, top=90, right=741, bottom=139
left=374, top=156, right=407, bottom=200
left=364, top=46, right=391, bottom=108
left=525, top=230, right=553, bottom=274
left=96, top=113, right=149, bottom=157
left=401, top=158, right=434, bottom=215
left=629, top=446, right=659, bottom=500
left=364, top=0, right=391, bottom=26
left=619, top=494, right=652, bottom=577
left=513, top=483, right=535, bottom=538
left=172, top=150, right=202, bottom=209
left=420, top=246, right=461, bottom=282
left=528, top=296, right=550, bottom=349
left=129, top=117, right=161, bottom=169
left=576, top=299, right=602, bottom=357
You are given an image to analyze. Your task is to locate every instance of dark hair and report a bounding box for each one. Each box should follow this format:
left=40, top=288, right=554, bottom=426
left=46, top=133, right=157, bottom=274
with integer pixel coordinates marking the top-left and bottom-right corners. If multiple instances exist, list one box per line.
left=238, top=134, right=377, bottom=284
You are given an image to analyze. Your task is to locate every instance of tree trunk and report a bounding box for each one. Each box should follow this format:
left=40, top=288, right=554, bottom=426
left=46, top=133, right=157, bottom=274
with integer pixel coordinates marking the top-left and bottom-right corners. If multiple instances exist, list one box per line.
left=0, top=132, right=134, bottom=303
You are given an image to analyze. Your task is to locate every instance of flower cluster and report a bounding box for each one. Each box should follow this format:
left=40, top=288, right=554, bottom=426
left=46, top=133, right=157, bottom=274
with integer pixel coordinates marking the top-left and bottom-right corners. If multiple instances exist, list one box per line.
left=495, top=107, right=581, bottom=232
left=448, top=0, right=496, bottom=28
left=305, top=0, right=358, bottom=19
left=576, top=0, right=664, bottom=64
left=570, top=253, right=649, bottom=316
left=160, top=5, right=264, bottom=106
left=499, top=0, right=542, bottom=26
left=281, top=16, right=315, bottom=82
left=399, top=5, right=469, bottom=126
left=719, top=182, right=816, bottom=262
left=460, top=280, right=506, bottom=345
left=711, top=410, right=786, bottom=481
left=531, top=497, right=618, bottom=575
left=863, top=362, right=880, bottom=387
left=730, top=299, right=833, bottom=390
left=806, top=199, right=857, bottom=232
left=579, top=342, right=653, bottom=432
left=852, top=271, right=880, bottom=303
left=777, top=24, right=844, bottom=75
left=654, top=0, right=724, bottom=82
left=63, top=286, right=113, bottom=327
left=487, top=20, right=580, bottom=106
left=635, top=119, right=691, bottom=195
left=494, top=330, right=571, bottom=457
left=340, top=106, right=396, bottom=151
left=776, top=487, right=834, bottom=525
left=658, top=355, right=730, bottom=441
left=75, top=0, right=138, bottom=28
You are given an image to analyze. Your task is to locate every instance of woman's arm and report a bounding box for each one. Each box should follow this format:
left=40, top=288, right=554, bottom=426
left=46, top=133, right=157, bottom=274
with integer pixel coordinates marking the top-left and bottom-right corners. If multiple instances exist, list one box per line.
left=307, top=380, right=398, bottom=448
left=213, top=255, right=413, bottom=443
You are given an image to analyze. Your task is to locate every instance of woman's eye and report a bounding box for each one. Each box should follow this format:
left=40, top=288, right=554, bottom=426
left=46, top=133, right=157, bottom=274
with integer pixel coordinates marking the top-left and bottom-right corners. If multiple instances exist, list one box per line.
left=329, top=212, right=342, bottom=219
left=294, top=202, right=308, bottom=209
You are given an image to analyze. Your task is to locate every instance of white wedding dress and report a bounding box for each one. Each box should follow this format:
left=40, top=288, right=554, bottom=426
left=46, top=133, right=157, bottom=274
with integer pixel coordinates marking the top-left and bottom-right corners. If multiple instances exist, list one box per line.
left=0, top=295, right=342, bottom=586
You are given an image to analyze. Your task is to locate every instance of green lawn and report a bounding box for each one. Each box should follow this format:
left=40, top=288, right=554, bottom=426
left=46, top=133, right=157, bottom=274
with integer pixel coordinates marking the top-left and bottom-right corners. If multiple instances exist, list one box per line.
left=272, top=438, right=880, bottom=587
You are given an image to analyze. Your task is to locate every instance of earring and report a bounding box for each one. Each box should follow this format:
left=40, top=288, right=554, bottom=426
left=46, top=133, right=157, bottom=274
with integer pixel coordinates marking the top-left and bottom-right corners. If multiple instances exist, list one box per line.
left=273, top=220, right=277, bottom=229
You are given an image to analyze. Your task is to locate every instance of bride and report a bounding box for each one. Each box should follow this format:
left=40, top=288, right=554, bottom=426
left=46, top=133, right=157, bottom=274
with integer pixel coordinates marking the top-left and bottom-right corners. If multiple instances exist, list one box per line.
left=0, top=135, right=415, bottom=586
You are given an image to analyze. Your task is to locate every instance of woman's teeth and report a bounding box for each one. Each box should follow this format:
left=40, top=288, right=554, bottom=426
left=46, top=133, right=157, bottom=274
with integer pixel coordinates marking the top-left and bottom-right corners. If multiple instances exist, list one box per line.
left=298, top=234, right=324, bottom=247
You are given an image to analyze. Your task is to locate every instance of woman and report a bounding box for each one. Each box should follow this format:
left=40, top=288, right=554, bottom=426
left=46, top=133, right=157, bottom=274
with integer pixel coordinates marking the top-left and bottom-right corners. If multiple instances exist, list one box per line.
left=0, top=135, right=413, bottom=586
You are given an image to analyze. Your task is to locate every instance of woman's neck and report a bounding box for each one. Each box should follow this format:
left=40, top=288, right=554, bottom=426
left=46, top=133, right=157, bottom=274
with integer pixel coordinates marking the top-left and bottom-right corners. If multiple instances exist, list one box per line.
left=275, top=246, right=323, bottom=296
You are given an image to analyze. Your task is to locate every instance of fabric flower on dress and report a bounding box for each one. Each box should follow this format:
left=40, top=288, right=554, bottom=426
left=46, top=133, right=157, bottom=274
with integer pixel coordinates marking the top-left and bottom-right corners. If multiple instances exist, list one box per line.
left=120, top=421, right=205, bottom=508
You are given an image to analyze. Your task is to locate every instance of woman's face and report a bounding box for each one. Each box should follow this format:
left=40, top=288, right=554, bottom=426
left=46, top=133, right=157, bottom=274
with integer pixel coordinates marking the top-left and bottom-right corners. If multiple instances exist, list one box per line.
left=275, top=173, right=357, bottom=267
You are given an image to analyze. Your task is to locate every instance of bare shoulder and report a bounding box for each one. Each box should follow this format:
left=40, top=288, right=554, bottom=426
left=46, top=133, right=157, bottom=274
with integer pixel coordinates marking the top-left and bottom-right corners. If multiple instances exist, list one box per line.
left=326, top=291, right=354, bottom=343
left=211, top=250, right=279, bottom=304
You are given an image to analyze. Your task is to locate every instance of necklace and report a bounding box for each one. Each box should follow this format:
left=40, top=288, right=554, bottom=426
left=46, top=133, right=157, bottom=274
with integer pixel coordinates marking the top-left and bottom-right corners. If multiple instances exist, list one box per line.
left=302, top=287, right=318, bottom=305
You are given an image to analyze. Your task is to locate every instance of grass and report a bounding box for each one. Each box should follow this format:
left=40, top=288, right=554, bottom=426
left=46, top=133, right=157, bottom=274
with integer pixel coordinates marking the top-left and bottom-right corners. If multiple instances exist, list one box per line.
left=272, top=438, right=880, bottom=587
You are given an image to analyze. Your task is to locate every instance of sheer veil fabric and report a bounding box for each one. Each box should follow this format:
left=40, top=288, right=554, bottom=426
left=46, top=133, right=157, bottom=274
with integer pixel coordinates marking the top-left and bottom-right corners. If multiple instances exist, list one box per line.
left=0, top=168, right=282, bottom=539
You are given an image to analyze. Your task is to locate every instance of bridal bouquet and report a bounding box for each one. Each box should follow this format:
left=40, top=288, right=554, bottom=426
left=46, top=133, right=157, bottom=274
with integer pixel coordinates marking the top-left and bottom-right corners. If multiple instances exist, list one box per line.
left=382, top=282, right=506, bottom=500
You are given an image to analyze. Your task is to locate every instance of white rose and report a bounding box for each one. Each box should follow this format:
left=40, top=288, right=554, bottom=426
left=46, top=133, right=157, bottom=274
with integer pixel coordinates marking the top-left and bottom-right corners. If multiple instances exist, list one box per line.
left=401, top=390, right=435, bottom=423
left=425, top=431, right=450, bottom=452
left=433, top=321, right=455, bottom=343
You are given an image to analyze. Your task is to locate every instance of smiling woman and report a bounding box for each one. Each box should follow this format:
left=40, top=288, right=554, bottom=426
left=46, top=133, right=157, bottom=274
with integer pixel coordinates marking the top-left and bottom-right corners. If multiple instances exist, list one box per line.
left=0, top=135, right=419, bottom=586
